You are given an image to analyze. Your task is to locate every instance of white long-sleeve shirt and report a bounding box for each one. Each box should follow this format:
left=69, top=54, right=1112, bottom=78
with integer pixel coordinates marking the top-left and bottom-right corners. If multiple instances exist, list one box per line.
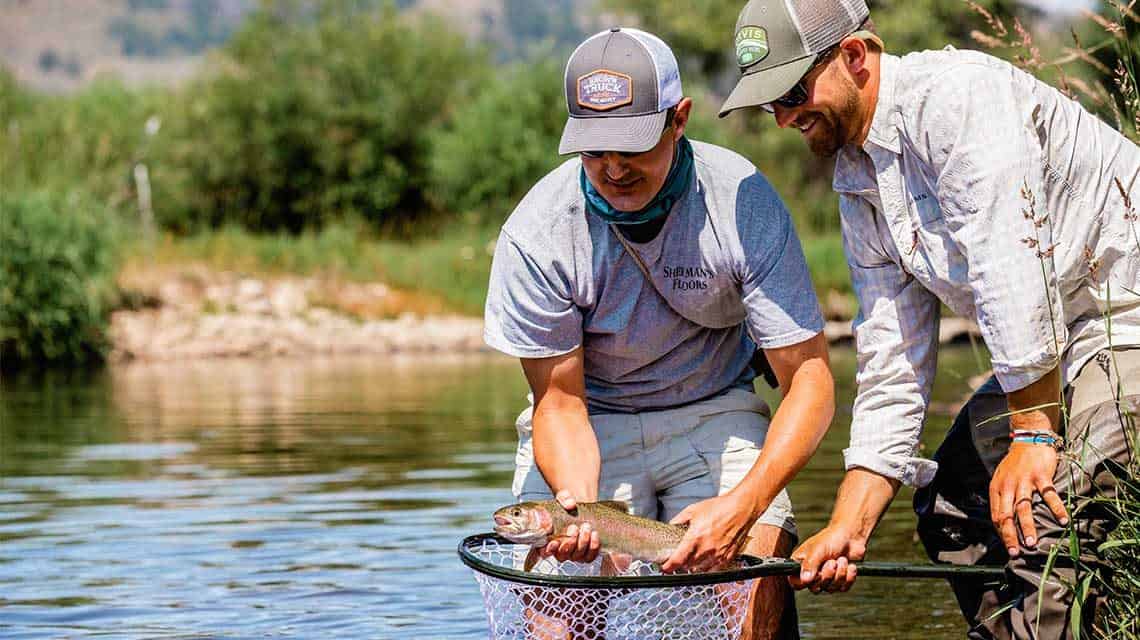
left=835, top=49, right=1140, bottom=487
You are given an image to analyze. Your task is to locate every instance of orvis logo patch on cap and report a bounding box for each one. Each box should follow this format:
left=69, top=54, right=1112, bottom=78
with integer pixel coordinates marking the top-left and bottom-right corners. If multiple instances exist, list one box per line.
left=577, top=69, right=633, bottom=111
left=735, top=26, right=769, bottom=67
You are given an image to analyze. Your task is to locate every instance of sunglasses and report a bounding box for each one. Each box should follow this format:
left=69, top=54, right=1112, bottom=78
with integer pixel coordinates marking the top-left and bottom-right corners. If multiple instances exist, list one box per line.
left=580, top=109, right=676, bottom=159
left=761, top=45, right=839, bottom=113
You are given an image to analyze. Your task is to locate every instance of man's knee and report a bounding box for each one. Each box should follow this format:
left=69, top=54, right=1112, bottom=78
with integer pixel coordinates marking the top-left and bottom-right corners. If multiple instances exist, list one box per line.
left=744, top=522, right=796, bottom=558
left=743, top=524, right=799, bottom=640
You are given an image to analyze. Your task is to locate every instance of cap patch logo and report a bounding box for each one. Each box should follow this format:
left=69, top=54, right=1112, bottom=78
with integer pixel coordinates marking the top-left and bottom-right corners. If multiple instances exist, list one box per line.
left=577, top=69, right=633, bottom=111
left=735, top=26, right=769, bottom=67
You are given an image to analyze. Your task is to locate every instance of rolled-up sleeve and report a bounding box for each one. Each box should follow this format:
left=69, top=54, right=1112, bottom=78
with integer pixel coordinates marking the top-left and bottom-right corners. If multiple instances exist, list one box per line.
left=841, top=197, right=941, bottom=487
left=909, top=64, right=1066, bottom=392
left=483, top=230, right=583, bottom=358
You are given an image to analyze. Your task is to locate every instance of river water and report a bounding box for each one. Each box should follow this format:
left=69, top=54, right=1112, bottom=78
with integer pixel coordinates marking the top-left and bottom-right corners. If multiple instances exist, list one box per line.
left=1, top=345, right=991, bottom=639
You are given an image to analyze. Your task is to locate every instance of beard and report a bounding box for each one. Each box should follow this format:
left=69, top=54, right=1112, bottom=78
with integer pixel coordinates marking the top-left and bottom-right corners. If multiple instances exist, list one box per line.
left=805, top=80, right=861, bottom=158
left=806, top=117, right=845, bottom=158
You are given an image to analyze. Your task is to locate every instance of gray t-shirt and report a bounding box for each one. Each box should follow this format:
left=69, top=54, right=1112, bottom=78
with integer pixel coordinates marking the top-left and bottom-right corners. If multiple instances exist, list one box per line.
left=484, top=140, right=823, bottom=413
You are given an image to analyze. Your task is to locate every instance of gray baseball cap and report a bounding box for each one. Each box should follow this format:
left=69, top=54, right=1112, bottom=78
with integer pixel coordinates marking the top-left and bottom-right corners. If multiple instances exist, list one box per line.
left=719, top=0, right=870, bottom=117
left=559, top=28, right=683, bottom=155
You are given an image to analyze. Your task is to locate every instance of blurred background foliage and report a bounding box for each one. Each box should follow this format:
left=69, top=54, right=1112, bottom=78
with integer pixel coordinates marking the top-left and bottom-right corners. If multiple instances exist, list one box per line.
left=3, top=0, right=1049, bottom=238
left=1, top=190, right=123, bottom=366
left=152, top=3, right=480, bottom=233
left=0, top=0, right=1131, bottom=367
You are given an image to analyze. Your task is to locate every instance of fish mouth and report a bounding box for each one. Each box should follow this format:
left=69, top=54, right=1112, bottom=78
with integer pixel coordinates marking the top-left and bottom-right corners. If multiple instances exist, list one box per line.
left=493, top=515, right=511, bottom=527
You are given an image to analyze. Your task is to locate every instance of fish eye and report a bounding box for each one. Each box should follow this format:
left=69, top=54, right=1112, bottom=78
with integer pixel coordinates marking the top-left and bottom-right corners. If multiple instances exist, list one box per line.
left=511, top=508, right=521, bottom=516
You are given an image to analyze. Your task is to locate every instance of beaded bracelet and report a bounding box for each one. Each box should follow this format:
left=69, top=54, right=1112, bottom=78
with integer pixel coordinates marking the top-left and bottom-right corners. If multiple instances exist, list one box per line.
left=1010, top=429, right=1064, bottom=451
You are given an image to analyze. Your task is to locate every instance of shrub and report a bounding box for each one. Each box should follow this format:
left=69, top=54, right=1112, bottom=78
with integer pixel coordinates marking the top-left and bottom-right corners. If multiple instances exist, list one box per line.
left=0, top=190, right=122, bottom=367
left=427, top=56, right=566, bottom=222
left=151, top=3, right=484, bottom=233
left=1, top=69, right=164, bottom=213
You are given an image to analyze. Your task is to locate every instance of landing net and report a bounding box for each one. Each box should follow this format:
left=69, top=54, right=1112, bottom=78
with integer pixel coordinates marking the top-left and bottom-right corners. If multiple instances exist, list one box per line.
left=459, top=533, right=797, bottom=640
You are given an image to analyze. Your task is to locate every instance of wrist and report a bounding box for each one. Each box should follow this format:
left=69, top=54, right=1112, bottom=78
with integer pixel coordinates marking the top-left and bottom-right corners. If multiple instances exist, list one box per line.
left=822, top=510, right=866, bottom=542
left=1010, top=429, right=1064, bottom=451
left=729, top=482, right=774, bottom=521
left=1008, top=406, right=1059, bottom=435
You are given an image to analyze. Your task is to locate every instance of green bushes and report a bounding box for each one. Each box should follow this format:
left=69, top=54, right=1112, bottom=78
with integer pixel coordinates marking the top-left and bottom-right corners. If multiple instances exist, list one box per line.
left=428, top=57, right=566, bottom=220
left=0, top=191, right=123, bottom=366
left=1, top=69, right=162, bottom=210
left=152, top=5, right=481, bottom=233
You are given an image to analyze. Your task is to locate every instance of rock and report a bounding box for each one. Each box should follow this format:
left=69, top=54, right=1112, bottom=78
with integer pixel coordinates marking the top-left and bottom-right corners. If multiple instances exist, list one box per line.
left=236, top=278, right=266, bottom=301
left=822, top=290, right=855, bottom=321
left=824, top=320, right=852, bottom=343
left=157, top=276, right=204, bottom=312
left=270, top=282, right=307, bottom=317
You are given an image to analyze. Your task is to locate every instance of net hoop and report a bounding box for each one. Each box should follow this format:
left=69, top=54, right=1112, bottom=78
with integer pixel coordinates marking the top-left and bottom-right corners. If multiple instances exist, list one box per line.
left=459, top=533, right=1007, bottom=640
left=459, top=533, right=799, bottom=589
left=459, top=533, right=1008, bottom=587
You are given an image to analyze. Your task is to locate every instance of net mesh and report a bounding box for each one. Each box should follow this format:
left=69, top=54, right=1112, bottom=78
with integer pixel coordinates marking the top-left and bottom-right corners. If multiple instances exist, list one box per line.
left=465, top=537, right=758, bottom=640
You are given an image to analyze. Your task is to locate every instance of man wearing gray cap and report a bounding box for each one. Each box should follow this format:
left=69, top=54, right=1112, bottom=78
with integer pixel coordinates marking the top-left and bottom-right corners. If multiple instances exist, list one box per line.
left=484, top=26, right=834, bottom=637
left=719, top=1, right=1140, bottom=638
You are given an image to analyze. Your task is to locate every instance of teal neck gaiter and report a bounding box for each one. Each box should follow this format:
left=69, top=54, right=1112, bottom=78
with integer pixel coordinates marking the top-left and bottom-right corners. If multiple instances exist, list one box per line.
left=580, top=136, right=694, bottom=226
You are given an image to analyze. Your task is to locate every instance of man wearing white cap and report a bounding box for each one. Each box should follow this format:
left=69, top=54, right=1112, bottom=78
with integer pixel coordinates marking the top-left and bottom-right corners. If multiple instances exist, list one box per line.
left=719, top=1, right=1140, bottom=638
left=484, top=26, right=835, bottom=637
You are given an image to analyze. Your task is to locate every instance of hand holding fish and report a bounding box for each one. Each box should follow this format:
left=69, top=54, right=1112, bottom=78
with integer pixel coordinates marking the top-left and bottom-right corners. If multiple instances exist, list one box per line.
left=540, top=490, right=601, bottom=564
left=661, top=491, right=755, bottom=573
left=493, top=498, right=692, bottom=575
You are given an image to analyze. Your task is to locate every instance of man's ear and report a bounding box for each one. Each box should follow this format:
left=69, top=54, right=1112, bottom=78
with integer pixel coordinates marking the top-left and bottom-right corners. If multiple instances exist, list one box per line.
left=673, top=97, right=694, bottom=139
left=840, top=37, right=871, bottom=76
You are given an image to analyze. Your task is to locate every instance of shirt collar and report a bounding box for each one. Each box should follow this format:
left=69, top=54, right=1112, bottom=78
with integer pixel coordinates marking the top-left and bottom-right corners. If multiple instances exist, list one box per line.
left=864, top=52, right=901, bottom=154
left=832, top=52, right=901, bottom=195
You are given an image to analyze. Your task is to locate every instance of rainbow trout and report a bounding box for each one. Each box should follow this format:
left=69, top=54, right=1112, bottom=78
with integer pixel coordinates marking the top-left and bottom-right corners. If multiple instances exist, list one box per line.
left=492, top=500, right=750, bottom=575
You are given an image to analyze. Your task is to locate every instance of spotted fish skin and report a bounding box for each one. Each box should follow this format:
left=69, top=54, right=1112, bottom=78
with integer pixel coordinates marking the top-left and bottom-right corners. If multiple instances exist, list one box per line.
left=492, top=500, right=749, bottom=573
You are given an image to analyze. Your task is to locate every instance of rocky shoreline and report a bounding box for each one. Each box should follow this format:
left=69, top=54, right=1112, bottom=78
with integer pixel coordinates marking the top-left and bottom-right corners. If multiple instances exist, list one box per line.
left=110, top=268, right=486, bottom=362
left=110, top=268, right=980, bottom=362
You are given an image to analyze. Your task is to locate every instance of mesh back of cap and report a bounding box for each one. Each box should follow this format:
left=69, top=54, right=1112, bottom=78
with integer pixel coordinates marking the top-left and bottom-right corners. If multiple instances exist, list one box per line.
left=787, top=0, right=869, bottom=54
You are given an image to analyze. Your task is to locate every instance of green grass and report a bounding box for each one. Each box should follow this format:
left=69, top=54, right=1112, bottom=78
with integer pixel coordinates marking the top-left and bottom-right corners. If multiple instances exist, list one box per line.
left=801, top=233, right=852, bottom=297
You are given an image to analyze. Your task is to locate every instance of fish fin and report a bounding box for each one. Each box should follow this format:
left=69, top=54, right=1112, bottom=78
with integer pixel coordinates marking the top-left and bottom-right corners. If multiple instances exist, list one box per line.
left=523, top=547, right=543, bottom=572
left=596, top=500, right=631, bottom=513
left=600, top=552, right=633, bottom=577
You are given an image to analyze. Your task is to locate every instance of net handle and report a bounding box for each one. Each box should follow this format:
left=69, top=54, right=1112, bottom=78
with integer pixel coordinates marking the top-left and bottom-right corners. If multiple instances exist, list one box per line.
left=458, top=534, right=1006, bottom=589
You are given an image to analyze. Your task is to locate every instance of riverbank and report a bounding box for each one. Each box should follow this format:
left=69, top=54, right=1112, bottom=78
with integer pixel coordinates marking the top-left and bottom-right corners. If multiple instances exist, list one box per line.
left=110, top=257, right=981, bottom=362
left=111, top=264, right=486, bottom=361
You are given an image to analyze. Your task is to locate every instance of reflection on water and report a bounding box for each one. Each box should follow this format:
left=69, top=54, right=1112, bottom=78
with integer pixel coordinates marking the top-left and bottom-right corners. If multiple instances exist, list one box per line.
left=0, top=347, right=989, bottom=638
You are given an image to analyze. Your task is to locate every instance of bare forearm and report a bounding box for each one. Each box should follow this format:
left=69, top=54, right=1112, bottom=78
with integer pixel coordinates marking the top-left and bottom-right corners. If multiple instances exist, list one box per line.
left=828, top=468, right=900, bottom=543
left=1007, top=365, right=1061, bottom=433
left=532, top=408, right=599, bottom=502
left=789, top=468, right=901, bottom=589
left=735, top=356, right=834, bottom=513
